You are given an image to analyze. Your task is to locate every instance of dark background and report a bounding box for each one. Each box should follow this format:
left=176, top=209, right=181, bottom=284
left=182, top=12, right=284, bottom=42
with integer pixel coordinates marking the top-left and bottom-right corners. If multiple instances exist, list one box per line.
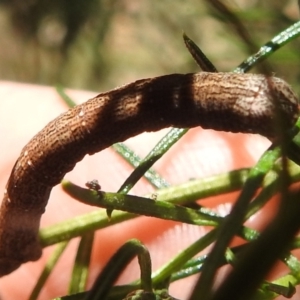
left=0, top=0, right=299, bottom=93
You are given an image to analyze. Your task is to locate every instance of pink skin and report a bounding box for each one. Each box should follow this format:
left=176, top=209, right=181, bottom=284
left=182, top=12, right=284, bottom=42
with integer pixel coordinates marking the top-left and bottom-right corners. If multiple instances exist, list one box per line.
left=0, top=81, right=298, bottom=299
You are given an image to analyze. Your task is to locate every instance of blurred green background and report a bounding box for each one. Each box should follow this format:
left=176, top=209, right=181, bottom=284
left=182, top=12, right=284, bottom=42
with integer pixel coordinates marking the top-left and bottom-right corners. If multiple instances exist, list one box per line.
left=0, top=0, right=299, bottom=93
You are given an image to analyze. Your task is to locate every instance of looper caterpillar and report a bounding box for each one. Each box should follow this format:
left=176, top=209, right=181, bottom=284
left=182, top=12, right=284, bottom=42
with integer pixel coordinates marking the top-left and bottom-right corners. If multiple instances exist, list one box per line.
left=0, top=72, right=298, bottom=276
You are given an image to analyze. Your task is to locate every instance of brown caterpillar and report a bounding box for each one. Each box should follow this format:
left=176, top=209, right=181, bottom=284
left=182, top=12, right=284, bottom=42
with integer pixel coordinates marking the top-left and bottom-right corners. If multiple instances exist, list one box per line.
left=0, top=72, right=298, bottom=276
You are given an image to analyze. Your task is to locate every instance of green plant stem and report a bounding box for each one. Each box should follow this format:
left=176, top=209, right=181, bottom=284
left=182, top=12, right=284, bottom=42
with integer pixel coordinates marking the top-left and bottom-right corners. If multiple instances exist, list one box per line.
left=189, top=145, right=282, bottom=300
left=235, top=21, right=300, bottom=73
left=85, top=239, right=152, bottom=300
left=39, top=168, right=249, bottom=246
left=112, top=142, right=170, bottom=189
left=117, top=128, right=187, bottom=194
left=62, top=181, right=221, bottom=227
left=29, top=241, right=70, bottom=300
left=69, top=233, right=94, bottom=294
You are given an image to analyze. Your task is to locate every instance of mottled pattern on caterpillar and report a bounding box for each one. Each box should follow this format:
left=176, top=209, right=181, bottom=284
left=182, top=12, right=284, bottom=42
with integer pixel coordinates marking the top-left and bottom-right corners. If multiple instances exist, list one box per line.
left=0, top=72, right=298, bottom=276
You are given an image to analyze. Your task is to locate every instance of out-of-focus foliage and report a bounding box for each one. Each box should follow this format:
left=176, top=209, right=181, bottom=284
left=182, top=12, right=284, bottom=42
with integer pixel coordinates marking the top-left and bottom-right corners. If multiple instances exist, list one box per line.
left=0, top=0, right=299, bottom=92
